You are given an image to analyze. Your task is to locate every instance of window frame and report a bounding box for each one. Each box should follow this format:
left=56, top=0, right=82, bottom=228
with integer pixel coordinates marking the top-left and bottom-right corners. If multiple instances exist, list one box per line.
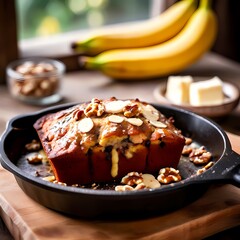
left=0, top=0, right=18, bottom=83
left=1, top=0, right=164, bottom=79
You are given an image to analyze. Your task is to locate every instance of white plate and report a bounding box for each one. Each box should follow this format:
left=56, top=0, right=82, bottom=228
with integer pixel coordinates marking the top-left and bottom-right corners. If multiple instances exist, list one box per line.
left=153, top=78, right=240, bottom=118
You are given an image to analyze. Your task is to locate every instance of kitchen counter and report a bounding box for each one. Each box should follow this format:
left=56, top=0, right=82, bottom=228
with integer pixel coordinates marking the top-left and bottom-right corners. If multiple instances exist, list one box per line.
left=0, top=52, right=240, bottom=239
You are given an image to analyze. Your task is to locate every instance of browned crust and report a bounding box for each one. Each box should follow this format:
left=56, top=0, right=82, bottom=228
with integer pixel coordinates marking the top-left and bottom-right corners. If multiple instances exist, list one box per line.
left=34, top=98, right=185, bottom=185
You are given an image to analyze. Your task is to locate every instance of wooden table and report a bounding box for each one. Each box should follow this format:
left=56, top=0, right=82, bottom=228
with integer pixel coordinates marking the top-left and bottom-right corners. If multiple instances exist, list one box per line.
left=0, top=52, right=240, bottom=239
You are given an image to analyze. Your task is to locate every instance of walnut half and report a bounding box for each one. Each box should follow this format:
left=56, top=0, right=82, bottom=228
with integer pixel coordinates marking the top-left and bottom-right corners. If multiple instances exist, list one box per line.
left=121, top=172, right=143, bottom=186
left=157, top=167, right=181, bottom=184
left=189, top=146, right=212, bottom=165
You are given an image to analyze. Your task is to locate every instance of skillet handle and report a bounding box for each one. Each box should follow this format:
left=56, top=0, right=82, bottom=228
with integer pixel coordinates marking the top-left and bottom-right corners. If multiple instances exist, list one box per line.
left=202, top=150, right=240, bottom=188
left=232, top=152, right=240, bottom=187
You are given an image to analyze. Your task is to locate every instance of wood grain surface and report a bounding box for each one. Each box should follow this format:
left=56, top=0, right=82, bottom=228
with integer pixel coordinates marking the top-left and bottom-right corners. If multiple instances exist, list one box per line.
left=0, top=52, right=240, bottom=239
left=0, top=133, right=239, bottom=240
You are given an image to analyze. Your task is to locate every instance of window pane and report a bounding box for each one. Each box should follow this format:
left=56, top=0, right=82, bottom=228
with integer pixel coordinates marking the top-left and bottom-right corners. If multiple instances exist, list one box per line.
left=16, top=0, right=151, bottom=40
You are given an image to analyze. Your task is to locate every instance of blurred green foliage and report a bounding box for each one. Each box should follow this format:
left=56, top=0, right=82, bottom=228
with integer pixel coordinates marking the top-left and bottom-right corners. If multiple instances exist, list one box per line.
left=16, top=0, right=151, bottom=40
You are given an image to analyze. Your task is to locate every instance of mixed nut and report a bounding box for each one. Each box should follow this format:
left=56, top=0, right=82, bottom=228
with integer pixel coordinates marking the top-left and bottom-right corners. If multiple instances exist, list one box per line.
left=7, top=59, right=63, bottom=101
left=72, top=98, right=167, bottom=136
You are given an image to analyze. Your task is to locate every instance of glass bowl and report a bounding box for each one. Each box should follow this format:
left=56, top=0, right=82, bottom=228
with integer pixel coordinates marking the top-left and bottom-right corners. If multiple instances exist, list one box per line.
left=6, top=57, right=65, bottom=105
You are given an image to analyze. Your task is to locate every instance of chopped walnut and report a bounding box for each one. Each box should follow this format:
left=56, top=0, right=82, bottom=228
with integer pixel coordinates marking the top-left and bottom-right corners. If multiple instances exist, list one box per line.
left=53, top=180, right=67, bottom=186
left=121, top=172, right=143, bottom=186
left=168, top=116, right=175, bottom=124
left=72, top=109, right=84, bottom=121
left=115, top=185, right=135, bottom=192
left=26, top=152, right=43, bottom=164
left=185, top=137, right=193, bottom=145
left=189, top=146, right=206, bottom=157
left=157, top=167, right=182, bottom=184
left=182, top=146, right=193, bottom=155
left=84, top=98, right=104, bottom=117
left=71, top=184, right=80, bottom=187
left=39, top=150, right=50, bottom=164
left=25, top=139, right=41, bottom=151
left=123, top=104, right=140, bottom=117
left=197, top=161, right=214, bottom=175
left=134, top=183, right=147, bottom=190
left=42, top=175, right=56, bottom=182
left=115, top=182, right=147, bottom=191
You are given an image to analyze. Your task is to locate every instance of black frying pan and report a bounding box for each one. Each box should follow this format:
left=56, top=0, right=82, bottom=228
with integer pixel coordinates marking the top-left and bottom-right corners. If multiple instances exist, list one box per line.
left=0, top=103, right=240, bottom=219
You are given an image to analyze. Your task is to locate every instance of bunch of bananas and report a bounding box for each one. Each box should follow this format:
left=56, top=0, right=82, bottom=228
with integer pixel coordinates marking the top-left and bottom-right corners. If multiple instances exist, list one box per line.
left=72, top=0, right=218, bottom=80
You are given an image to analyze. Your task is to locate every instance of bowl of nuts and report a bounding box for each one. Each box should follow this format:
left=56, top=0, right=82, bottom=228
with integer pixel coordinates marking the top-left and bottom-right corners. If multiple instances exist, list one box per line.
left=6, top=57, right=65, bottom=105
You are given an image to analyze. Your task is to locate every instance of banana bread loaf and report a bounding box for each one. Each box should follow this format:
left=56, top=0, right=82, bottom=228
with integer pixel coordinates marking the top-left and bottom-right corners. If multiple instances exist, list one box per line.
left=34, top=97, right=185, bottom=185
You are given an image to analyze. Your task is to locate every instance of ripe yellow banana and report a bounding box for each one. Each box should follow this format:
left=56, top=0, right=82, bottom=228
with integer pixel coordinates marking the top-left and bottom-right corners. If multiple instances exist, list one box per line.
left=72, top=0, right=197, bottom=55
left=81, top=0, right=218, bottom=80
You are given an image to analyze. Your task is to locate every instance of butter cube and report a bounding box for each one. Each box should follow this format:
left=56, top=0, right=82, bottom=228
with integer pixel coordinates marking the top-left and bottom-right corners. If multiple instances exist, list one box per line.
left=189, top=77, right=224, bottom=106
left=165, top=76, right=193, bottom=104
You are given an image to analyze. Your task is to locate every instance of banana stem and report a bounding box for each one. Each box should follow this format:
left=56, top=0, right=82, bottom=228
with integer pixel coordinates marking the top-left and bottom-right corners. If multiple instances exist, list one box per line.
left=81, top=56, right=101, bottom=70
left=200, top=0, right=212, bottom=9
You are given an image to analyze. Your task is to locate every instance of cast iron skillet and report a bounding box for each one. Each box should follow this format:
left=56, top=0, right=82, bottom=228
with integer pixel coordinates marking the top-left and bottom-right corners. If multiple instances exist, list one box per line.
left=0, top=103, right=240, bottom=219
